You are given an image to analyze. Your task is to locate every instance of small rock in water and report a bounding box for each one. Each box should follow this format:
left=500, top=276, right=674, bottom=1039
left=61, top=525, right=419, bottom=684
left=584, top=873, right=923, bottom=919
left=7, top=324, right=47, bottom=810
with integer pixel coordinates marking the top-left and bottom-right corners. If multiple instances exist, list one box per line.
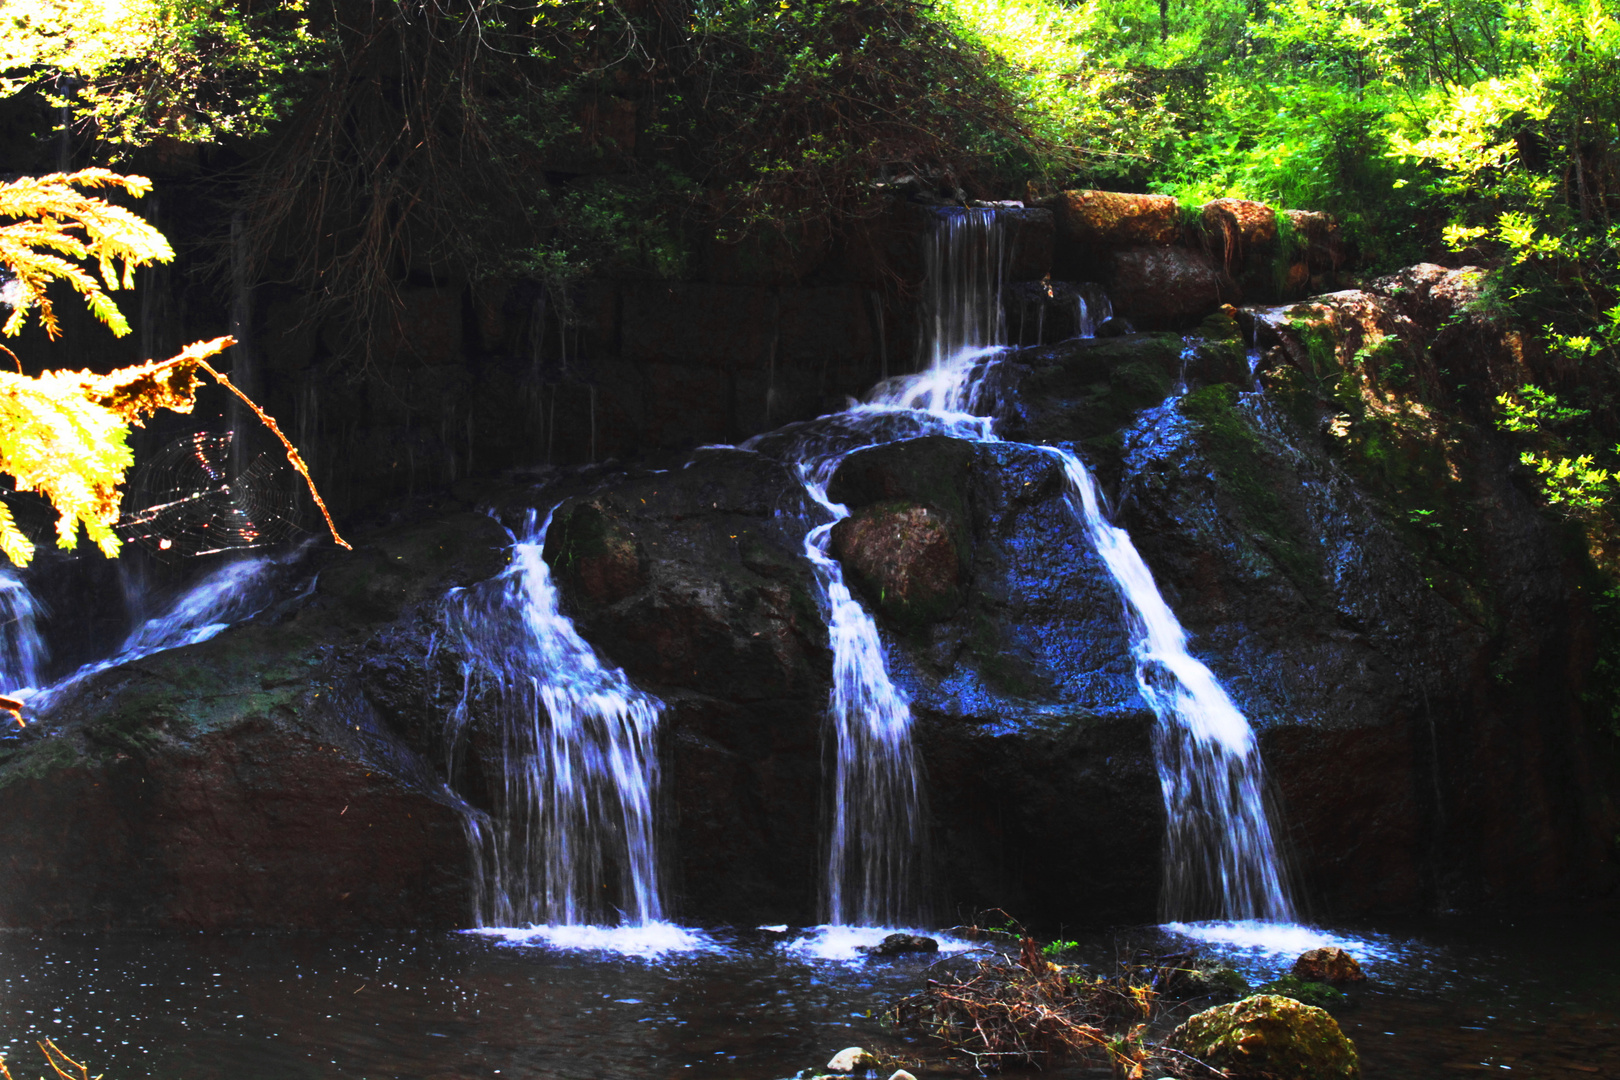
left=859, top=933, right=939, bottom=957
left=1094, top=315, right=1135, bottom=337
left=826, top=1046, right=875, bottom=1073
left=1292, top=946, right=1367, bottom=984
left=887, top=1071, right=918, bottom=1080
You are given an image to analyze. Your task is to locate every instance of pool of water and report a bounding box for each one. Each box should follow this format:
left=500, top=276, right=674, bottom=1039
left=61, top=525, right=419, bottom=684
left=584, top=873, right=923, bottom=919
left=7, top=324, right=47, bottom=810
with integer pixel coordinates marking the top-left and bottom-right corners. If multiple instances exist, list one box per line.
left=2, top=916, right=1617, bottom=1079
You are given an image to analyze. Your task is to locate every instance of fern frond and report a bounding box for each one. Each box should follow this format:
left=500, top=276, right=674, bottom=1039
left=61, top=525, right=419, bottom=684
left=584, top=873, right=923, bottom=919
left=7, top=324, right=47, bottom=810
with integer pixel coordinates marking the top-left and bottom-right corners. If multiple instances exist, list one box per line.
left=0, top=169, right=171, bottom=339
left=0, top=501, right=35, bottom=568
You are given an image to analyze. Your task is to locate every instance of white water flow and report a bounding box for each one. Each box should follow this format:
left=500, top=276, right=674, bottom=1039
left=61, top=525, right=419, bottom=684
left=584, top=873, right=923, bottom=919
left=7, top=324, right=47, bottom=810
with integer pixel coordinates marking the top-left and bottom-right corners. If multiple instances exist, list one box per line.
left=760, top=212, right=1007, bottom=926
left=0, top=571, right=45, bottom=694
left=17, top=553, right=304, bottom=712
left=801, top=460, right=925, bottom=928
left=1050, top=454, right=1294, bottom=921
left=863, top=208, right=1292, bottom=922
left=442, top=510, right=664, bottom=929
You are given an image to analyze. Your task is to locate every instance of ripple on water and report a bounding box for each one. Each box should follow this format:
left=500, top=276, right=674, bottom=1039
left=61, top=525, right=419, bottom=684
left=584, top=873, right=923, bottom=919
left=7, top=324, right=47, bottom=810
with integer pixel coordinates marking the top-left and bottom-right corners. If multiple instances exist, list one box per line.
left=464, top=922, right=721, bottom=959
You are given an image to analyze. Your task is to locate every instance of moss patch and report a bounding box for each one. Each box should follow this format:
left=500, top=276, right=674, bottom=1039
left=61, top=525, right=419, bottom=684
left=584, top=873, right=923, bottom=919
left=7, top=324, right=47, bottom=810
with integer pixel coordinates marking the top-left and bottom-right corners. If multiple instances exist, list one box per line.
left=1167, top=993, right=1360, bottom=1080
left=1180, top=384, right=1320, bottom=592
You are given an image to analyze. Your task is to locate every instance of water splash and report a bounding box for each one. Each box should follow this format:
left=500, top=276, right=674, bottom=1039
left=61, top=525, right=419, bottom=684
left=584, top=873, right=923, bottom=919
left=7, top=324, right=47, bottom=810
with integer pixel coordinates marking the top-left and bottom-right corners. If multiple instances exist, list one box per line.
left=441, top=510, right=664, bottom=929
left=468, top=921, right=716, bottom=959
left=784, top=924, right=978, bottom=962
left=0, top=571, right=45, bottom=694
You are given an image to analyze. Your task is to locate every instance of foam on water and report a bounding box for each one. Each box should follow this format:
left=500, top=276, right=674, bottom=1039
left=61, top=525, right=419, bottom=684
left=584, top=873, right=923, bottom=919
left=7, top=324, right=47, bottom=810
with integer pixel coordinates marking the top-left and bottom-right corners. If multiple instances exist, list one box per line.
left=466, top=922, right=719, bottom=959
left=783, top=924, right=979, bottom=963
left=1164, top=919, right=1403, bottom=967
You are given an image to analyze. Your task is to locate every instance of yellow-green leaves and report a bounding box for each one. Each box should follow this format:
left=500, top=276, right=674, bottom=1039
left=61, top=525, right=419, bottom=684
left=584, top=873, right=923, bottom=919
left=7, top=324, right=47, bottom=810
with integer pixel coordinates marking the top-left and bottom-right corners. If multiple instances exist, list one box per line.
left=0, top=169, right=173, bottom=339
left=0, top=342, right=225, bottom=565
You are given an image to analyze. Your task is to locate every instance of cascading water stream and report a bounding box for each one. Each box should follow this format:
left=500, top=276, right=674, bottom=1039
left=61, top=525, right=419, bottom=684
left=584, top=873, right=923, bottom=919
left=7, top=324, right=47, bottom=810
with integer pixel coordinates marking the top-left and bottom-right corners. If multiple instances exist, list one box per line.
left=18, top=552, right=307, bottom=713
left=441, top=510, right=664, bottom=930
left=0, top=570, right=45, bottom=694
left=794, top=206, right=1294, bottom=925
left=1048, top=454, right=1294, bottom=922
left=755, top=211, right=1007, bottom=927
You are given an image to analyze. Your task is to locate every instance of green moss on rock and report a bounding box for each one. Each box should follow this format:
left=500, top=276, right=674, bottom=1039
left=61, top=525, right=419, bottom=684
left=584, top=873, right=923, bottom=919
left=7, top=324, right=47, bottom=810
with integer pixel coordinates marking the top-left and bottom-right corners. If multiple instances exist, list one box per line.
left=1166, top=993, right=1360, bottom=1080
left=1179, top=384, right=1320, bottom=592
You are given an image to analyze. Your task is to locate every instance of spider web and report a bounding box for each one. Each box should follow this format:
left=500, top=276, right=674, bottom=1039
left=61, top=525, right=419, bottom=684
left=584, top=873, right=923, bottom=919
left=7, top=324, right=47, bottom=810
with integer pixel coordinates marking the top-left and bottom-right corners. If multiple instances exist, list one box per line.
left=115, top=432, right=308, bottom=559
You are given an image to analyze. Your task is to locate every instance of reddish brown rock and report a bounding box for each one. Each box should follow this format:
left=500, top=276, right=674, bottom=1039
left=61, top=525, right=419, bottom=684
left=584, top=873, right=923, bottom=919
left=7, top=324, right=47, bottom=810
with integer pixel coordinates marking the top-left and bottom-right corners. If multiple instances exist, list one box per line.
left=831, top=503, right=962, bottom=626
left=1046, top=189, right=1182, bottom=248
left=1293, top=948, right=1367, bottom=984
left=1106, top=246, right=1238, bottom=328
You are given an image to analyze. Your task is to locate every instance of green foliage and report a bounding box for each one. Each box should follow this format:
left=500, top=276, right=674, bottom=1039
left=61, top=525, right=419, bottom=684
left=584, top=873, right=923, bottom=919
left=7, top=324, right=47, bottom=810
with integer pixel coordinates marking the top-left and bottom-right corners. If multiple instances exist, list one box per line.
left=1043, top=938, right=1080, bottom=958
left=0, top=0, right=330, bottom=150
left=1497, top=384, right=1617, bottom=518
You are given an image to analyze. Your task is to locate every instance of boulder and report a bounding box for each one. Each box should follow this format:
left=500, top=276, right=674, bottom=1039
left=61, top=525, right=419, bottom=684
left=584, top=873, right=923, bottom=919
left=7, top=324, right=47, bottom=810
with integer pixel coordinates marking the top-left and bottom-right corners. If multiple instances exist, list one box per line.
left=1046, top=189, right=1182, bottom=248
left=541, top=447, right=831, bottom=922
left=1106, top=246, right=1237, bottom=329
left=831, top=503, right=963, bottom=627
left=1293, top=947, right=1367, bottom=984
left=0, top=511, right=515, bottom=930
left=861, top=932, right=939, bottom=956
left=1165, top=994, right=1360, bottom=1080
left=826, top=1047, right=876, bottom=1073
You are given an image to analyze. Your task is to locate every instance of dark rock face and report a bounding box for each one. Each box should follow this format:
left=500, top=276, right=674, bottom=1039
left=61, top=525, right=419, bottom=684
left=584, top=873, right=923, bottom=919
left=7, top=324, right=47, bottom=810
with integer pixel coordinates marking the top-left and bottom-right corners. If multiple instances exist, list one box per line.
left=0, top=510, right=515, bottom=929
left=1106, top=246, right=1237, bottom=329
left=822, top=435, right=1162, bottom=926
left=539, top=448, right=832, bottom=922
left=1, top=260, right=1612, bottom=932
left=1087, top=282, right=1617, bottom=915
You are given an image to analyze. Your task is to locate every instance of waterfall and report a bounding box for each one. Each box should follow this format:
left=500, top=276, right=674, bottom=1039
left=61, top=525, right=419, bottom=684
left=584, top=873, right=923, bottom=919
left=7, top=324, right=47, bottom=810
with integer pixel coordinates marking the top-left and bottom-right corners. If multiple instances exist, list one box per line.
left=0, top=571, right=45, bottom=695
left=19, top=553, right=308, bottom=713
left=441, top=510, right=664, bottom=928
left=754, top=209, right=1008, bottom=926
left=832, top=207, right=1294, bottom=924
left=1047, top=454, right=1294, bottom=921
left=800, top=457, right=926, bottom=927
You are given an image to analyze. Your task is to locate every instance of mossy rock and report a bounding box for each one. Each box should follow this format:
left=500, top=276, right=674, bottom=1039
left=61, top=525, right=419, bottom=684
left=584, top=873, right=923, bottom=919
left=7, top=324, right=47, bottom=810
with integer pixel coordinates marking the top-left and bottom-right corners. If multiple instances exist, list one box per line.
left=1178, top=384, right=1321, bottom=593
left=1171, top=960, right=1252, bottom=1002
left=1166, top=993, right=1359, bottom=1080
left=1259, top=974, right=1348, bottom=1010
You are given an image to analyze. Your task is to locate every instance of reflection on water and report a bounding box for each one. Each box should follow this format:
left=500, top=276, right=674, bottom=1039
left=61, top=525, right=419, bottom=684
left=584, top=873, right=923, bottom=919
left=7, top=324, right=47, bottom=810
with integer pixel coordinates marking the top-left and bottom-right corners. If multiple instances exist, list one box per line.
left=3, top=918, right=1620, bottom=1078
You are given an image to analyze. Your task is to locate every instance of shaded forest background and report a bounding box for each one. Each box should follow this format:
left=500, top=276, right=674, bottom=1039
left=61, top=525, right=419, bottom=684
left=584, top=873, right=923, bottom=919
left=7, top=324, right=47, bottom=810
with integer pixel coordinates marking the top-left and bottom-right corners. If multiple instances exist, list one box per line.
left=3, top=0, right=1620, bottom=621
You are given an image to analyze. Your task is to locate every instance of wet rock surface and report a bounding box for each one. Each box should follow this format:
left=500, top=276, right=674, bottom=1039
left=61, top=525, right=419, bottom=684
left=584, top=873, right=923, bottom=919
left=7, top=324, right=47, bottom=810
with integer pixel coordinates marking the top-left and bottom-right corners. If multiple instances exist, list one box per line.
left=0, top=509, right=514, bottom=929
left=1294, top=947, right=1367, bottom=984
left=1, top=261, right=1613, bottom=931
left=860, top=933, right=939, bottom=956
